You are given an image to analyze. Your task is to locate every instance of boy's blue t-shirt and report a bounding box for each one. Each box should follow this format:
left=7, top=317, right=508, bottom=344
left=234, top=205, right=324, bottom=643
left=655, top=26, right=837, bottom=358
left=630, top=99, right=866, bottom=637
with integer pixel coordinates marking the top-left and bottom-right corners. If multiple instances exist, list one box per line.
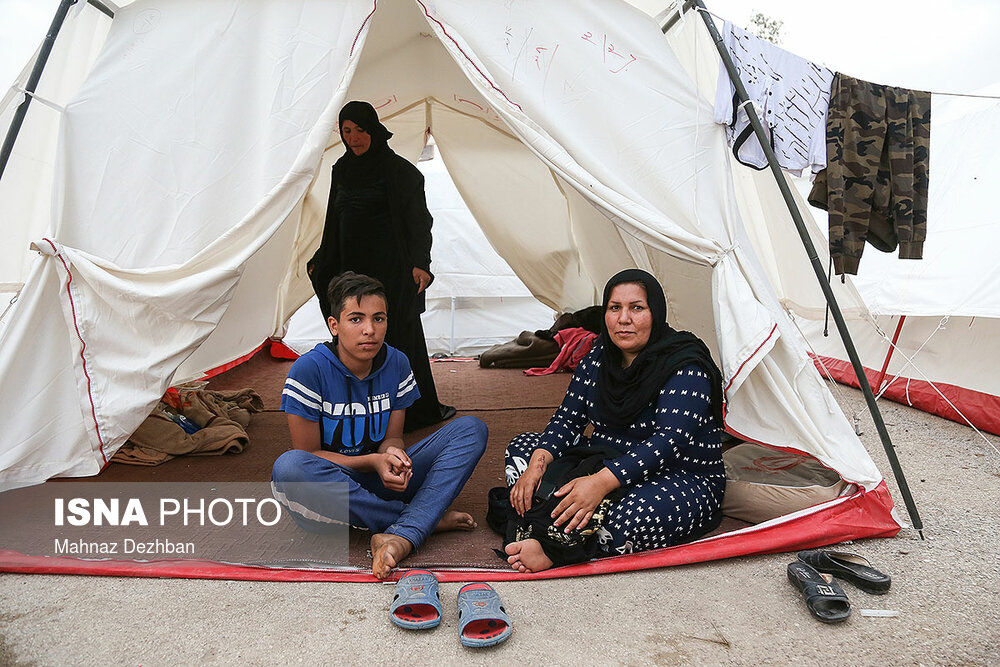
left=280, top=342, right=420, bottom=455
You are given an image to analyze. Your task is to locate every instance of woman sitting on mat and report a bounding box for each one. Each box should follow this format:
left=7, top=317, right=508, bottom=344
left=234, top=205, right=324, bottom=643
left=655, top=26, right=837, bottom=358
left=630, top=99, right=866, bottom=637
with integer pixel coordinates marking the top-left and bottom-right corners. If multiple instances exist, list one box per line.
left=503, top=269, right=726, bottom=572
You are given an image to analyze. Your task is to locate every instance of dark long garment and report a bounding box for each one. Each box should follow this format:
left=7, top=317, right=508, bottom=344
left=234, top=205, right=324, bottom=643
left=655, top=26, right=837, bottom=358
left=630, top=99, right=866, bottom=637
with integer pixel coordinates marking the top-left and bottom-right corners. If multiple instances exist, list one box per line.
left=309, top=150, right=446, bottom=431
left=808, top=73, right=931, bottom=276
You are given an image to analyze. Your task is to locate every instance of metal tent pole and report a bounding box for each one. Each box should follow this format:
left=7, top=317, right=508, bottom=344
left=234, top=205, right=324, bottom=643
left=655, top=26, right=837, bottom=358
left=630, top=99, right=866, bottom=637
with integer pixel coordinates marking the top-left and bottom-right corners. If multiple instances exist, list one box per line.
left=0, top=0, right=115, bottom=184
left=694, top=0, right=923, bottom=536
left=0, top=0, right=77, bottom=184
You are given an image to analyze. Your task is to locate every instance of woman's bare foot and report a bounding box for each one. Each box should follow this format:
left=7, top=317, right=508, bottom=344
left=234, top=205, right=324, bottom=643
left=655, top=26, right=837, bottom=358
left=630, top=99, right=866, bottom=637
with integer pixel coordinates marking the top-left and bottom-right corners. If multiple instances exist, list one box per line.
left=435, top=510, right=477, bottom=533
left=504, top=538, right=553, bottom=573
left=370, top=533, right=413, bottom=580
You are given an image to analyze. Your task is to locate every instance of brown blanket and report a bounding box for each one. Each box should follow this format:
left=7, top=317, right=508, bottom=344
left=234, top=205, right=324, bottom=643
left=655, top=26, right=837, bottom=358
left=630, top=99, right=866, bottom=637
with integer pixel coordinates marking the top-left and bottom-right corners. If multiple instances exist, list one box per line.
left=112, top=388, right=264, bottom=466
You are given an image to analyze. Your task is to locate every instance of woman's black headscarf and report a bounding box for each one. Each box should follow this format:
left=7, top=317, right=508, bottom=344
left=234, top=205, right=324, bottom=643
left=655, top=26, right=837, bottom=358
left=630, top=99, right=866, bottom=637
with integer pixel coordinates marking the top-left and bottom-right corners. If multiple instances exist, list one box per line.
left=334, top=101, right=394, bottom=187
left=596, top=269, right=724, bottom=427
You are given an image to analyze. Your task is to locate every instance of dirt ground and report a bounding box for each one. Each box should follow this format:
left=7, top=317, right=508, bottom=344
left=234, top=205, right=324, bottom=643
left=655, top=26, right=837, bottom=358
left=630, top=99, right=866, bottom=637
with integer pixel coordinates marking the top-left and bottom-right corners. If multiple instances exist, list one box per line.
left=1, top=382, right=998, bottom=666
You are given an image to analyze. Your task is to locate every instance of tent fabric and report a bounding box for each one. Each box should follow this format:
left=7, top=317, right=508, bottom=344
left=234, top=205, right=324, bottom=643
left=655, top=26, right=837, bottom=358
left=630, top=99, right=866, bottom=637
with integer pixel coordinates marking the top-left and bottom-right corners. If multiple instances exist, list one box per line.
left=0, top=0, right=896, bottom=563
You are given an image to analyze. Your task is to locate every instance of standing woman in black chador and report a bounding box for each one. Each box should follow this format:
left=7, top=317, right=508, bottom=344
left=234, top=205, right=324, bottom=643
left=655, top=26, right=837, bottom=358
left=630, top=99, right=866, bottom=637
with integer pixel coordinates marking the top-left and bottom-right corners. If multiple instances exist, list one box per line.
left=308, top=101, right=454, bottom=431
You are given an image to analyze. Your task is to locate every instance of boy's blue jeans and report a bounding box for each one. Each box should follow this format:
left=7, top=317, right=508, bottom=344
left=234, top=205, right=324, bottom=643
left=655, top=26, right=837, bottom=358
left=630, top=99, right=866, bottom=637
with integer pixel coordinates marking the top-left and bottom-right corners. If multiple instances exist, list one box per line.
left=271, top=416, right=487, bottom=549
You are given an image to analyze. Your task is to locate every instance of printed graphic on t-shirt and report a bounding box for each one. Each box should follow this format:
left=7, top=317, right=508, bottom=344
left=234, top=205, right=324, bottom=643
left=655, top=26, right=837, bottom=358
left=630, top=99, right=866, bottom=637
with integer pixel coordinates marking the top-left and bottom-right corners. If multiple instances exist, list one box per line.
left=321, top=391, right=392, bottom=454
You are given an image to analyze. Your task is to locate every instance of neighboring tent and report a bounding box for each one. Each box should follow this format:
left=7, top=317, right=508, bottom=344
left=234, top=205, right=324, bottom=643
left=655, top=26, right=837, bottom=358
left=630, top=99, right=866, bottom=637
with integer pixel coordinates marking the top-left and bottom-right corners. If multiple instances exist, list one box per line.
left=793, top=93, right=1000, bottom=437
left=0, top=0, right=901, bottom=573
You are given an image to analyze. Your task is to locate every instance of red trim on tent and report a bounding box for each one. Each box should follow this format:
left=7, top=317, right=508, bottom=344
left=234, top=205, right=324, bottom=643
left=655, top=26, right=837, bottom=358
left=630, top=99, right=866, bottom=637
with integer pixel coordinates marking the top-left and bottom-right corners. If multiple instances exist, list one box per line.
left=813, top=354, right=1000, bottom=437
left=350, top=2, right=378, bottom=57
left=724, top=323, right=778, bottom=394
left=197, top=340, right=300, bottom=379
left=42, top=238, right=108, bottom=465
left=0, top=482, right=898, bottom=582
left=188, top=339, right=301, bottom=382
left=198, top=342, right=268, bottom=380
left=268, top=340, right=300, bottom=360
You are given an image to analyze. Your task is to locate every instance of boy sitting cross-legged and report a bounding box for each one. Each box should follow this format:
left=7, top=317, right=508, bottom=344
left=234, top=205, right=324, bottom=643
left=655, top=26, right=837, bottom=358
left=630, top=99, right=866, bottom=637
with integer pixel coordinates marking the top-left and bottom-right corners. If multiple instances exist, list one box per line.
left=271, top=271, right=488, bottom=579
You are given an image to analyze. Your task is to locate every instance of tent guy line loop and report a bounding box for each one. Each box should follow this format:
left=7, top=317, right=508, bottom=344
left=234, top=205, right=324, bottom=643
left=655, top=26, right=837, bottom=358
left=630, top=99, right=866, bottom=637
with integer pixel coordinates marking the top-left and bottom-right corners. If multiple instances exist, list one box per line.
left=12, top=89, right=66, bottom=114
left=736, top=98, right=764, bottom=118
left=0, top=290, right=21, bottom=324
left=692, top=5, right=723, bottom=22
left=710, top=243, right=740, bottom=266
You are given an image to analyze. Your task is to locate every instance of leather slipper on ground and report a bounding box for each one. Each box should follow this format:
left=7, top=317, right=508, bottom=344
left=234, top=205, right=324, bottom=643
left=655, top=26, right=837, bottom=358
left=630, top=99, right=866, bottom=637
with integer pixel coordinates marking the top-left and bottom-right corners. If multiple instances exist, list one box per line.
left=457, top=583, right=512, bottom=647
left=390, top=570, right=442, bottom=630
left=797, top=549, right=891, bottom=595
left=787, top=561, right=851, bottom=624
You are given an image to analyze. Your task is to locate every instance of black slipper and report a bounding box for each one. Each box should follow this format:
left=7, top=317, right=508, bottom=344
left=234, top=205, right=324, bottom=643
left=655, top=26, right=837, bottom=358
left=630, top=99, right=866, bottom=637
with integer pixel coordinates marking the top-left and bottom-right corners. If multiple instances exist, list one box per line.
left=797, top=550, right=891, bottom=595
left=787, top=561, right=851, bottom=624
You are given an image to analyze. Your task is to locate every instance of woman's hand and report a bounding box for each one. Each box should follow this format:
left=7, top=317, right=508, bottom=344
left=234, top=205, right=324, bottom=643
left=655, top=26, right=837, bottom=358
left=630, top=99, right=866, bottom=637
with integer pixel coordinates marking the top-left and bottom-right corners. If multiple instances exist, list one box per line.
left=551, top=467, right=621, bottom=533
left=374, top=446, right=412, bottom=492
left=510, top=449, right=553, bottom=516
left=412, top=267, right=431, bottom=293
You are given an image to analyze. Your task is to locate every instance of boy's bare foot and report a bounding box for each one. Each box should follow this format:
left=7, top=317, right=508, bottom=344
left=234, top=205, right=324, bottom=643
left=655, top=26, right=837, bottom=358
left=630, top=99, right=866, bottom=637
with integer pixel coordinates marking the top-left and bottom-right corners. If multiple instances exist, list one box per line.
left=370, top=533, right=413, bottom=580
left=504, top=538, right=553, bottom=573
left=435, top=510, right=477, bottom=533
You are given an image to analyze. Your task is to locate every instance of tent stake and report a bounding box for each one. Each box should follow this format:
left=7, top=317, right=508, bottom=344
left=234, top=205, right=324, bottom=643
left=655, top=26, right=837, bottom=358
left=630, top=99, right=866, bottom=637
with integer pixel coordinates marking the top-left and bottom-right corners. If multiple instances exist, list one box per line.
left=0, top=0, right=77, bottom=184
left=695, top=0, right=923, bottom=537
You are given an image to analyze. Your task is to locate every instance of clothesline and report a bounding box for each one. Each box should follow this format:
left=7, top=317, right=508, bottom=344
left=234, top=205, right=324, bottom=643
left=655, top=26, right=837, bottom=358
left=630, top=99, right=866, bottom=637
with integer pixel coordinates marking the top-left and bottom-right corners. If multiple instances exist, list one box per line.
left=932, top=91, right=1000, bottom=101
left=690, top=5, right=1000, bottom=101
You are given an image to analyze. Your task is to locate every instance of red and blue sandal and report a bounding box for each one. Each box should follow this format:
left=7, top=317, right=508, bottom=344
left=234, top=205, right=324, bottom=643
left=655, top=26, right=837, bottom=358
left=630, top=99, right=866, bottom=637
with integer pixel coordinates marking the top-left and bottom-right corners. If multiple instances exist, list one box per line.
left=457, top=582, right=512, bottom=647
left=390, top=570, right=442, bottom=630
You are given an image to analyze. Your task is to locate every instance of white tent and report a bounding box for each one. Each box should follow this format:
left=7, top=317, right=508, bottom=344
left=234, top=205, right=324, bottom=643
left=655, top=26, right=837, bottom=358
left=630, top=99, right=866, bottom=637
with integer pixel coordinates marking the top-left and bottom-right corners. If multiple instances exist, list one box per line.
left=0, top=0, right=900, bottom=555
left=794, top=93, right=1000, bottom=437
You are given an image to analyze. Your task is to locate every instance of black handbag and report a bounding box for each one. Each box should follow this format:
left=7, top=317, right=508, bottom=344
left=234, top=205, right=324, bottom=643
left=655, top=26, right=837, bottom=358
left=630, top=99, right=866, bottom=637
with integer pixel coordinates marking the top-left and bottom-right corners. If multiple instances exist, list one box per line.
left=486, top=445, right=625, bottom=567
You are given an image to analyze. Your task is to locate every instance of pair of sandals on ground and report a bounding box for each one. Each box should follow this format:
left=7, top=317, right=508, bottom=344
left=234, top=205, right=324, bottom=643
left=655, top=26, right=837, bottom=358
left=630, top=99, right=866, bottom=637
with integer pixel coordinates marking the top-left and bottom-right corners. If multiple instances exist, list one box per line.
left=389, top=570, right=512, bottom=648
left=388, top=549, right=886, bottom=641
left=788, top=550, right=892, bottom=623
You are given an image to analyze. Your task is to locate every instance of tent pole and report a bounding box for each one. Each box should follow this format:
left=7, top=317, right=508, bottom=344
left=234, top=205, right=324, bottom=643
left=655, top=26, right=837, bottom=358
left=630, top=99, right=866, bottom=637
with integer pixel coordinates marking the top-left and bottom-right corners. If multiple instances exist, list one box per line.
left=450, top=296, right=457, bottom=356
left=694, top=0, right=923, bottom=536
left=874, top=316, right=907, bottom=394
left=87, top=0, right=116, bottom=20
left=661, top=0, right=697, bottom=34
left=0, top=0, right=78, bottom=185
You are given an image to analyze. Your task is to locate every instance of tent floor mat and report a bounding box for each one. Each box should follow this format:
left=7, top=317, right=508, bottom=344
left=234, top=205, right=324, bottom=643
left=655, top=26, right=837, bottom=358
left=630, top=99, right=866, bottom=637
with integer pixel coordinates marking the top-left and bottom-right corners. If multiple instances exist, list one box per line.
left=3, top=350, right=765, bottom=581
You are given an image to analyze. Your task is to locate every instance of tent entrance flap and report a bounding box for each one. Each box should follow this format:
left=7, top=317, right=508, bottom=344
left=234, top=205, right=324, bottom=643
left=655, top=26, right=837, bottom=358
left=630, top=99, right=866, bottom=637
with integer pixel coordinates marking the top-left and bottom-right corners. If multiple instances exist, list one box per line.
left=695, top=0, right=921, bottom=534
